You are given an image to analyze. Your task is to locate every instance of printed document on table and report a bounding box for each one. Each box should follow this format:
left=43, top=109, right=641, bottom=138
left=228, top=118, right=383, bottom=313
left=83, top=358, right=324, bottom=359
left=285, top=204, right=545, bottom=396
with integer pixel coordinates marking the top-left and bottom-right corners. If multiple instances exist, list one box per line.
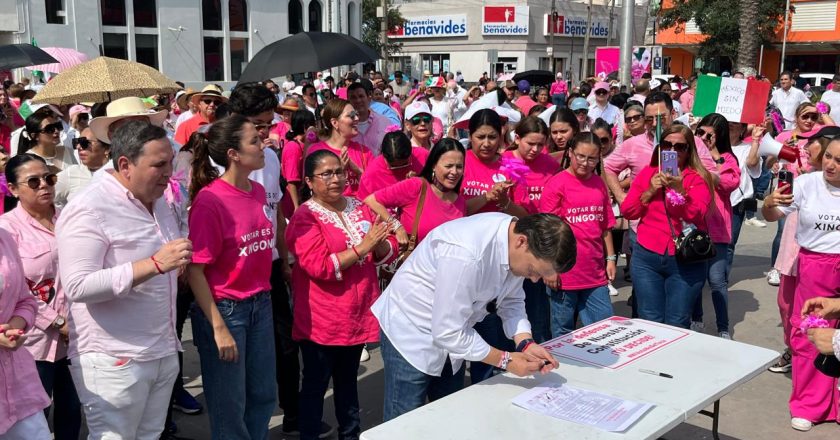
left=511, top=383, right=653, bottom=432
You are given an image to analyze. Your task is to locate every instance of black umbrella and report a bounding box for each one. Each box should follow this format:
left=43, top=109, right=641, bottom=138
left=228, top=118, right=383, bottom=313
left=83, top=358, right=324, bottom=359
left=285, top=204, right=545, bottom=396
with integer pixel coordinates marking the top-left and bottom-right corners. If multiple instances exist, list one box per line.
left=0, top=44, right=58, bottom=70
left=512, top=70, right=555, bottom=87
left=238, top=32, right=380, bottom=83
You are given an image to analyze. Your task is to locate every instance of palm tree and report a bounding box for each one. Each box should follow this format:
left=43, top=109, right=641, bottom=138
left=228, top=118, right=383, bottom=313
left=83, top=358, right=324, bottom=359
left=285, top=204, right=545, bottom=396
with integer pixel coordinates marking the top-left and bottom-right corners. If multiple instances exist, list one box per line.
left=736, top=0, right=760, bottom=71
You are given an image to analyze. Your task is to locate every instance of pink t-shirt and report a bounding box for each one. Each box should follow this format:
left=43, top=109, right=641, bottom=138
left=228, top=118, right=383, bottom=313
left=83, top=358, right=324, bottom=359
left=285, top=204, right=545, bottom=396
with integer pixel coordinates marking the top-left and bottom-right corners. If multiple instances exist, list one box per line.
left=357, top=147, right=428, bottom=200
left=462, top=150, right=507, bottom=214
left=281, top=139, right=305, bottom=184
left=307, top=140, right=373, bottom=197
left=540, top=171, right=615, bottom=290
left=189, top=179, right=274, bottom=301
left=504, top=150, right=561, bottom=214
left=374, top=177, right=467, bottom=243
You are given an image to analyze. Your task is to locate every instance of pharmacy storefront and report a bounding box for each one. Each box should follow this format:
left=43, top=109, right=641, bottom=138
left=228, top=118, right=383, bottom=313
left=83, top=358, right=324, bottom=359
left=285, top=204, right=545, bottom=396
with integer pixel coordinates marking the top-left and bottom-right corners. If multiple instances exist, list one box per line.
left=388, top=1, right=646, bottom=84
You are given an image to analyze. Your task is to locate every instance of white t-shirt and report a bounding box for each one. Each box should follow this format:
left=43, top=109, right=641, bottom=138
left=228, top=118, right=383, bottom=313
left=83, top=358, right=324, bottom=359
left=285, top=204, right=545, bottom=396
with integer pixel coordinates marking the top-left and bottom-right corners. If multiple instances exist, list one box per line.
left=770, top=87, right=810, bottom=130
left=588, top=102, right=621, bottom=125
left=820, top=89, right=840, bottom=123
left=730, top=142, right=762, bottom=205
left=777, top=172, right=840, bottom=254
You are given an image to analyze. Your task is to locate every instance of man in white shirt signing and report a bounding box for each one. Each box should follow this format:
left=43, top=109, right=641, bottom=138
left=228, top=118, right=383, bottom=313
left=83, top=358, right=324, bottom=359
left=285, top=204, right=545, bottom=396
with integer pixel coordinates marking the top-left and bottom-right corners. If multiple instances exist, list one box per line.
left=371, top=213, right=575, bottom=422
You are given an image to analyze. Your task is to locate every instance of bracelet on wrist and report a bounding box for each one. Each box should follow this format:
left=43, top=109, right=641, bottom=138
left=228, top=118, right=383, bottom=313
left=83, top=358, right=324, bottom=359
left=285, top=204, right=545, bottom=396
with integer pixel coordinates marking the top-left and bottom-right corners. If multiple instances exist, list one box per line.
left=516, top=338, right=535, bottom=352
left=351, top=245, right=362, bottom=259
left=497, top=351, right=512, bottom=370
left=150, top=256, right=165, bottom=275
left=606, top=255, right=618, bottom=262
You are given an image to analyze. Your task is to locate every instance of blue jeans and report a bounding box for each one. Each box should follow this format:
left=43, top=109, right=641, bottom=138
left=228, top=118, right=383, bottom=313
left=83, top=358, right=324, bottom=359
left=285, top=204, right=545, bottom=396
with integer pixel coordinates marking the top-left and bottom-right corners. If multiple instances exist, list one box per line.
left=549, top=285, right=614, bottom=337
left=298, top=341, right=364, bottom=440
left=470, top=312, right=515, bottom=384
left=191, top=291, right=277, bottom=440
left=771, top=215, right=786, bottom=267
left=692, top=244, right=730, bottom=332
left=552, top=93, right=567, bottom=108
left=381, top=330, right=465, bottom=422
left=36, top=358, right=81, bottom=440
left=628, top=229, right=639, bottom=318
left=631, top=243, right=707, bottom=328
left=523, top=279, right=551, bottom=343
left=727, top=201, right=746, bottom=271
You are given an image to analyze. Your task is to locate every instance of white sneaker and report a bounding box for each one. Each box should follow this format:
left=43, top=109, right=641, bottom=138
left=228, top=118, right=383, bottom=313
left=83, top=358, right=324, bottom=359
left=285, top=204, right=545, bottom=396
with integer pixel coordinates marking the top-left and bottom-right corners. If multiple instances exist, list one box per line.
left=360, top=346, right=370, bottom=363
left=607, top=283, right=619, bottom=296
left=718, top=331, right=732, bottom=340
left=767, top=269, right=781, bottom=286
left=690, top=321, right=705, bottom=332
left=791, top=417, right=813, bottom=431
left=744, top=217, right=767, bottom=228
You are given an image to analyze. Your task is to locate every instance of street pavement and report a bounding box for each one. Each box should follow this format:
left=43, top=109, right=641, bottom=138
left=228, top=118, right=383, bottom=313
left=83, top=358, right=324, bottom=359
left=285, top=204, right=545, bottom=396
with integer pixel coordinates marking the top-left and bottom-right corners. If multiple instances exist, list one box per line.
left=171, top=218, right=838, bottom=439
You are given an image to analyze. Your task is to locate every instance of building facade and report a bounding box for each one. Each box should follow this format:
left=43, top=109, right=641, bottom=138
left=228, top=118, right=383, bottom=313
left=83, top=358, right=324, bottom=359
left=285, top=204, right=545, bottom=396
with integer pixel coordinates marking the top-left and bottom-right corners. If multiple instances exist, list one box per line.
left=656, top=0, right=840, bottom=81
left=0, top=0, right=362, bottom=87
left=387, top=0, right=648, bottom=83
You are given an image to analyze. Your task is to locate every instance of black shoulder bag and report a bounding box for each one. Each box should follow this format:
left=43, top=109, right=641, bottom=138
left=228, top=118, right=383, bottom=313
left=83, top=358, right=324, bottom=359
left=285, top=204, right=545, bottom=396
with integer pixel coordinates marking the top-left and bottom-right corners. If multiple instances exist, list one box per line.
left=662, top=192, right=716, bottom=263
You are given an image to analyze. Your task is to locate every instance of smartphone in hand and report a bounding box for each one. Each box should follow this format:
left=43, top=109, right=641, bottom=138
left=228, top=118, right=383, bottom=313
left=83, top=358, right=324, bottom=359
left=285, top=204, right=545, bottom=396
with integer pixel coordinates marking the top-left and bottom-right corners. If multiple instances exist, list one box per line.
left=778, top=169, right=794, bottom=195
left=661, top=150, right=679, bottom=176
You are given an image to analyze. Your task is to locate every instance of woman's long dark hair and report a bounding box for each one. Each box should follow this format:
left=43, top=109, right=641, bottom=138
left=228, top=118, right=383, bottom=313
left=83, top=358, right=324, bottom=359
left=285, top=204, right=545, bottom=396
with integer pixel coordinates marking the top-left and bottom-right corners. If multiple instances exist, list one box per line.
left=468, top=108, right=503, bottom=136
left=380, top=131, right=412, bottom=165
left=697, top=113, right=734, bottom=160
left=285, top=109, right=316, bottom=142
left=189, top=114, right=250, bottom=201
left=419, top=138, right=465, bottom=192
left=18, top=109, right=56, bottom=156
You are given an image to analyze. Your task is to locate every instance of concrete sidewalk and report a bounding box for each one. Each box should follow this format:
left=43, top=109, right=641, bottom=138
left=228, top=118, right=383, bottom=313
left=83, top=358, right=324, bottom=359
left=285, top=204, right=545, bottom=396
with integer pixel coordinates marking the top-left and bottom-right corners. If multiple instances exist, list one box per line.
left=170, top=221, right=837, bottom=439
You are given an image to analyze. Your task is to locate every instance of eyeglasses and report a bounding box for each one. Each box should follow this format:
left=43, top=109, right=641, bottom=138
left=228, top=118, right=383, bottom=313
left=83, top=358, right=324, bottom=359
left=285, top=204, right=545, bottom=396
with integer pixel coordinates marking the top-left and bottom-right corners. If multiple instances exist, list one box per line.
left=72, top=137, right=93, bottom=150
left=660, top=140, right=689, bottom=152
left=410, top=115, right=432, bottom=125
left=252, top=121, right=276, bottom=131
left=573, top=153, right=599, bottom=165
left=624, top=114, right=643, bottom=123
left=201, top=98, right=222, bottom=106
left=695, top=128, right=714, bottom=141
left=800, top=112, right=819, bottom=122
left=39, top=122, right=63, bottom=134
left=595, top=89, right=609, bottom=96
left=17, top=173, right=58, bottom=189
left=573, top=109, right=589, bottom=116
left=312, top=169, right=346, bottom=181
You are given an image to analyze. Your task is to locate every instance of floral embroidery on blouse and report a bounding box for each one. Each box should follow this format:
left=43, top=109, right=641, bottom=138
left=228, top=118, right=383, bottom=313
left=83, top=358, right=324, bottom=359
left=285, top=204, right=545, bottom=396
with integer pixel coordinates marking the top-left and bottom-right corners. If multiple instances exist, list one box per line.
left=305, top=197, right=367, bottom=248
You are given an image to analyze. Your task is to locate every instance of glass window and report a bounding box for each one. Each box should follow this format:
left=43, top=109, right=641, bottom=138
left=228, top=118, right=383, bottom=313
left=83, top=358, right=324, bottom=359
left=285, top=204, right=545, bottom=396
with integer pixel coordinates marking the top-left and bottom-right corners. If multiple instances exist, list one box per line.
left=101, top=0, right=126, bottom=26
left=102, top=33, right=128, bottom=60
left=308, top=0, right=322, bottom=32
left=229, top=0, right=248, bottom=32
left=136, top=34, right=159, bottom=69
left=204, top=37, right=223, bottom=81
left=422, top=54, right=450, bottom=77
left=288, top=0, right=303, bottom=34
left=45, top=0, right=65, bottom=24
left=230, top=38, right=248, bottom=81
left=133, top=0, right=156, bottom=28
left=202, top=0, right=222, bottom=31
left=347, top=2, right=357, bottom=38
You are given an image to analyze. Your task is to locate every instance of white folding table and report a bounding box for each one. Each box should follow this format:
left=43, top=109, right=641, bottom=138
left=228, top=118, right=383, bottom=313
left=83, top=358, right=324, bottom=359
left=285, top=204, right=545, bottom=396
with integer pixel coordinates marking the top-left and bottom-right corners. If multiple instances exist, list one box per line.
left=361, top=320, right=778, bottom=440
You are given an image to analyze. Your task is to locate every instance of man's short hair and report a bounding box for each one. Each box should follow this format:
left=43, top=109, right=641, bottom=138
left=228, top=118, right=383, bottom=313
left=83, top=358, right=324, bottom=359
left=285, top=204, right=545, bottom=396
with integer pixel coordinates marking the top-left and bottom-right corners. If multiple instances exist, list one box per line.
left=302, top=84, right=316, bottom=95
left=229, top=82, right=279, bottom=116
left=645, top=91, right=674, bottom=111
left=780, top=71, right=793, bottom=80
left=348, top=82, right=370, bottom=96
left=110, top=120, right=168, bottom=169
left=514, top=214, right=577, bottom=273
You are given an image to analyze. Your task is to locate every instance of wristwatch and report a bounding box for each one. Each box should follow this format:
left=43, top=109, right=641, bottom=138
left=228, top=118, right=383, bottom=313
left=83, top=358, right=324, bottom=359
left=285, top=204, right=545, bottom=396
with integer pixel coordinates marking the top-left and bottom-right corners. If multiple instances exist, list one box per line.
left=52, top=316, right=66, bottom=329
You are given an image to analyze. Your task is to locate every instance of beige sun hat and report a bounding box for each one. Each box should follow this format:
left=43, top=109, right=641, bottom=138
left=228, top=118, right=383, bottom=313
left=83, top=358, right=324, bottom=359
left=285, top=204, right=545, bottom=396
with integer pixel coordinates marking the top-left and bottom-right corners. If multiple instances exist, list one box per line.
left=190, top=84, right=227, bottom=106
left=175, top=87, right=196, bottom=109
left=89, top=96, right=168, bottom=143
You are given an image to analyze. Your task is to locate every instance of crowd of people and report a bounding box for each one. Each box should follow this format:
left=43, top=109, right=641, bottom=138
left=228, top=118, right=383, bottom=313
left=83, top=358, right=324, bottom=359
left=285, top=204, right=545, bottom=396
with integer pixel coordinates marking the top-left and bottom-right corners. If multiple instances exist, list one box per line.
left=0, top=62, right=838, bottom=440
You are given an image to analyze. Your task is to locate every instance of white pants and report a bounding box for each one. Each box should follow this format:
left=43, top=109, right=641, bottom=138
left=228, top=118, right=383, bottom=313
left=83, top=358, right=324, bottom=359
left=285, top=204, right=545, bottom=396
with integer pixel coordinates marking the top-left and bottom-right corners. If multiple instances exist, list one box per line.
left=70, top=352, right=179, bottom=440
left=0, top=411, right=51, bottom=440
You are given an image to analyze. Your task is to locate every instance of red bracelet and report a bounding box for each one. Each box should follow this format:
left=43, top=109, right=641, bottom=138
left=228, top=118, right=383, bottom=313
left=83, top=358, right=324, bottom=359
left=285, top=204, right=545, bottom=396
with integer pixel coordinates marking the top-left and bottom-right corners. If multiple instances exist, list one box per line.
left=351, top=245, right=361, bottom=259
left=150, top=256, right=165, bottom=275
left=523, top=341, right=536, bottom=353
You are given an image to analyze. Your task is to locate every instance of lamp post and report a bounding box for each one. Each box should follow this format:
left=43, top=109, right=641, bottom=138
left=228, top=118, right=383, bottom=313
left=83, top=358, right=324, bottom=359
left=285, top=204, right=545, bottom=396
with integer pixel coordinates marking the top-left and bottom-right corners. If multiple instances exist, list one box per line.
left=549, top=0, right=556, bottom=73
left=620, top=0, right=634, bottom=88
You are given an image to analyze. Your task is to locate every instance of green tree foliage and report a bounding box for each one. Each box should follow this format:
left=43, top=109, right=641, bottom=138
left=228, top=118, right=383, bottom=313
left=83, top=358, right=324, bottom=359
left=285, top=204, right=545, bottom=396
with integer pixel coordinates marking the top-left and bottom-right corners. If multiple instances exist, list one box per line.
left=659, top=0, right=787, bottom=66
left=362, top=0, right=405, bottom=57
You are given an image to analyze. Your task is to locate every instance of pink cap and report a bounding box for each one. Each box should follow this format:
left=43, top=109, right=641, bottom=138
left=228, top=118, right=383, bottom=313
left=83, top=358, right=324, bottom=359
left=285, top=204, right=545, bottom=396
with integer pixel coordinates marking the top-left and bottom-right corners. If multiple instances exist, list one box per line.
left=69, top=104, right=89, bottom=118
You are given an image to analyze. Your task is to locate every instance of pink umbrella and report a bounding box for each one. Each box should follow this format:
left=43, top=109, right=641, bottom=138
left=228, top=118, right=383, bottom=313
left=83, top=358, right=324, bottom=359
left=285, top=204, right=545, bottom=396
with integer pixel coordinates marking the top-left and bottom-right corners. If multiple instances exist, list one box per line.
left=28, top=47, right=89, bottom=73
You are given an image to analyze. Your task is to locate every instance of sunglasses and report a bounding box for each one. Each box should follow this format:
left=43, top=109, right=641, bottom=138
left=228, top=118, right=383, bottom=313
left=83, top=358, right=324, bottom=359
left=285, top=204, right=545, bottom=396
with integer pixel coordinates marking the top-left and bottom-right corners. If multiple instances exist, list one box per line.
left=573, top=109, right=589, bottom=115
left=253, top=122, right=276, bottom=131
left=201, top=98, right=222, bottom=106
left=624, top=114, right=643, bottom=123
left=695, top=128, right=714, bottom=141
left=800, top=112, right=819, bottom=122
left=410, top=115, right=432, bottom=125
left=72, top=137, right=93, bottom=150
left=660, top=140, right=689, bottom=152
left=39, top=122, right=63, bottom=134
left=17, top=173, right=58, bottom=189
left=595, top=89, right=609, bottom=96
left=598, top=136, right=610, bottom=145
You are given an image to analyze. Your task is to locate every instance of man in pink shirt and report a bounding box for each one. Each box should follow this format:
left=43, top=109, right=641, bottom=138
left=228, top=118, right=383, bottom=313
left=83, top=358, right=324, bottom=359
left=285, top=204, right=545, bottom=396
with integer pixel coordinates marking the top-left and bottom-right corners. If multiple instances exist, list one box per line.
left=348, top=82, right=393, bottom=156
left=56, top=121, right=193, bottom=440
